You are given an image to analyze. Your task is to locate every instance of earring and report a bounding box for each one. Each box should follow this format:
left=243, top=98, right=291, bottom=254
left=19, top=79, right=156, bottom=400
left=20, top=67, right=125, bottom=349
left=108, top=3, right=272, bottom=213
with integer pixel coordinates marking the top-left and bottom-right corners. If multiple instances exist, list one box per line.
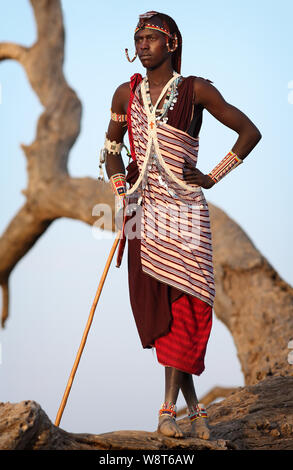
left=166, top=34, right=178, bottom=53
left=125, top=48, right=137, bottom=63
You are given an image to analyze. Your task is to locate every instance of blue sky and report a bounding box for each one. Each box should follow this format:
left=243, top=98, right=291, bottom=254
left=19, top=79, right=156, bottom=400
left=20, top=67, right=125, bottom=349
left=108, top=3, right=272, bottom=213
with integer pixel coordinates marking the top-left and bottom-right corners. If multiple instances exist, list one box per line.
left=0, top=0, right=292, bottom=434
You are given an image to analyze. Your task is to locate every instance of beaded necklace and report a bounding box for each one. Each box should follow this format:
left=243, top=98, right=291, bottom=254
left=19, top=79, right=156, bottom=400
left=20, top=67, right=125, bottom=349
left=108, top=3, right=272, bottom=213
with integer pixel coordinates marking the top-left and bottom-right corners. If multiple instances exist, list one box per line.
left=144, top=71, right=182, bottom=124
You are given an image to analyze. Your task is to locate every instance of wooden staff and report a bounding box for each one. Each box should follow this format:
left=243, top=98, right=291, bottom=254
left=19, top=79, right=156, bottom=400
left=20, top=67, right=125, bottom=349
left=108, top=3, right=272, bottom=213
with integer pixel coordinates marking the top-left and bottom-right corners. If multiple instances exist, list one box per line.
left=54, top=230, right=121, bottom=427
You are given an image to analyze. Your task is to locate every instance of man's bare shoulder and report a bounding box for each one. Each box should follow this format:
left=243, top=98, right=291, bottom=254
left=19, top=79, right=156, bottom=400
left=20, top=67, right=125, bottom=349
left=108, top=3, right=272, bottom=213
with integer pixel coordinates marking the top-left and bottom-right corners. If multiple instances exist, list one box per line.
left=193, top=76, right=216, bottom=106
left=113, top=81, right=131, bottom=100
left=193, top=76, right=214, bottom=91
left=111, top=81, right=131, bottom=113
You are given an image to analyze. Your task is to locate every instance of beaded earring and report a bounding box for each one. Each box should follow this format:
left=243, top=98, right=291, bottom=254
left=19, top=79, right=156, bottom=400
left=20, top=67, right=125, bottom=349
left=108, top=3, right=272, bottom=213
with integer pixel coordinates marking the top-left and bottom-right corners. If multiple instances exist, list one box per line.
left=125, top=48, right=137, bottom=62
left=166, top=34, right=178, bottom=53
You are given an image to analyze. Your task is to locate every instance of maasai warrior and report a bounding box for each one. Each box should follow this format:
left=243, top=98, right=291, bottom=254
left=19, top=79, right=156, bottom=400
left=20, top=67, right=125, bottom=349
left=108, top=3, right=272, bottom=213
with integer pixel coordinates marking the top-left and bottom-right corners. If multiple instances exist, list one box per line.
left=102, top=11, right=261, bottom=439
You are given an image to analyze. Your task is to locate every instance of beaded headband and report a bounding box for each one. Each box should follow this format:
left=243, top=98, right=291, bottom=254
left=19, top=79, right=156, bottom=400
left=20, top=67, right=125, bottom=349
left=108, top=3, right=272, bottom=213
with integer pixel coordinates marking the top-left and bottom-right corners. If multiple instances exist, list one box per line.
left=135, top=11, right=173, bottom=38
left=134, top=23, right=173, bottom=38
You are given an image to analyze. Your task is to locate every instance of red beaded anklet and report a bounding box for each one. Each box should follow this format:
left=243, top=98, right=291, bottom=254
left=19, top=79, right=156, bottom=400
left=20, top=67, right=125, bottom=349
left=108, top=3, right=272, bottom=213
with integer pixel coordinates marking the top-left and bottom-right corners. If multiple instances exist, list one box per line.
left=159, top=401, right=177, bottom=420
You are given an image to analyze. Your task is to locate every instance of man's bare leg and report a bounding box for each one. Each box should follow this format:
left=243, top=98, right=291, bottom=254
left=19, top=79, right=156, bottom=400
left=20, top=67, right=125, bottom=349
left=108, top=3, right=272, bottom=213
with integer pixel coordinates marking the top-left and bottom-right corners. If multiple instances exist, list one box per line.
left=157, top=367, right=184, bottom=438
left=180, top=372, right=210, bottom=439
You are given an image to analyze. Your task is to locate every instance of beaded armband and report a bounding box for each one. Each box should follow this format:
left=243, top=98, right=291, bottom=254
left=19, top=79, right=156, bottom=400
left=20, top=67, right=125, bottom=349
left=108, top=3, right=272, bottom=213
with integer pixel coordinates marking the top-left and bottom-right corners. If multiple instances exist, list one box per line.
left=159, top=401, right=177, bottom=420
left=208, top=150, right=243, bottom=184
left=104, top=136, right=123, bottom=155
left=110, top=109, right=127, bottom=123
left=188, top=403, right=208, bottom=422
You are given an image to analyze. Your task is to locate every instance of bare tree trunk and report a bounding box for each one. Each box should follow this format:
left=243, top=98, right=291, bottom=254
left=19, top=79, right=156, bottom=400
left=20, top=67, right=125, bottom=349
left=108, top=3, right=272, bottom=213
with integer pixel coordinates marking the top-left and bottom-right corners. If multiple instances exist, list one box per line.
left=209, top=203, right=293, bottom=385
left=0, top=0, right=114, bottom=326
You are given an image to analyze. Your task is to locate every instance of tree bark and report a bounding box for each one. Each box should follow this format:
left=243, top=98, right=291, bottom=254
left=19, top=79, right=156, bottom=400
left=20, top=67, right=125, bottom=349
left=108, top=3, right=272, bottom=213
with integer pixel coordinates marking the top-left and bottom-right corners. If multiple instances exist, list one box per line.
left=1, top=376, right=292, bottom=450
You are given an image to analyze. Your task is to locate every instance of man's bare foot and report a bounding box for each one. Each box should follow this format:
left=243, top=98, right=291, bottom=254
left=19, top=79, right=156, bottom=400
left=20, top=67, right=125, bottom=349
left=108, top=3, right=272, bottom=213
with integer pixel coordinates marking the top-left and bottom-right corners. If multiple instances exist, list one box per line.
left=157, top=415, right=184, bottom=438
left=190, top=417, right=210, bottom=440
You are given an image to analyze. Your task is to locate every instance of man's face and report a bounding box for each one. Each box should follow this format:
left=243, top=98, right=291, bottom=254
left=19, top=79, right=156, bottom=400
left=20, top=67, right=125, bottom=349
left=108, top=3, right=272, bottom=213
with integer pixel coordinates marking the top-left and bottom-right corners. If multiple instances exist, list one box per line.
left=134, top=28, right=169, bottom=70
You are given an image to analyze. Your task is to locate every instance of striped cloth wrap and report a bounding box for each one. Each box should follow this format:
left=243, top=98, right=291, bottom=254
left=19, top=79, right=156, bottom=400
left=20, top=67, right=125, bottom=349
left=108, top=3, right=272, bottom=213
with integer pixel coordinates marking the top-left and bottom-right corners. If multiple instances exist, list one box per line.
left=125, top=74, right=215, bottom=308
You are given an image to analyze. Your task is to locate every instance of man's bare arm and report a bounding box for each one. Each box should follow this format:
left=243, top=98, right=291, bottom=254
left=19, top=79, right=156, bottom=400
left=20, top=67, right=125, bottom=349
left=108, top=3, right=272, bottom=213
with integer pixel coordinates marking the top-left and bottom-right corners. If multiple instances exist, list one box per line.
left=194, top=78, right=262, bottom=160
left=183, top=78, right=262, bottom=188
left=105, top=82, right=130, bottom=179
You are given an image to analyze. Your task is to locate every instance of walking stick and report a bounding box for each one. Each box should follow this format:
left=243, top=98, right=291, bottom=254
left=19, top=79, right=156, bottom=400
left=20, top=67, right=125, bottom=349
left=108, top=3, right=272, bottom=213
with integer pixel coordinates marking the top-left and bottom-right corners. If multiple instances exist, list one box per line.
left=54, top=229, right=121, bottom=427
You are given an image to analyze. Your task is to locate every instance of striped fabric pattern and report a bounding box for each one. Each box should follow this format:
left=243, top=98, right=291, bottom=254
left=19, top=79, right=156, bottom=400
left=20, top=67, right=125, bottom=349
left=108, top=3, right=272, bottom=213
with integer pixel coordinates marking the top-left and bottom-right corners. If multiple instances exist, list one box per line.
left=154, top=294, right=213, bottom=375
left=129, top=81, right=215, bottom=308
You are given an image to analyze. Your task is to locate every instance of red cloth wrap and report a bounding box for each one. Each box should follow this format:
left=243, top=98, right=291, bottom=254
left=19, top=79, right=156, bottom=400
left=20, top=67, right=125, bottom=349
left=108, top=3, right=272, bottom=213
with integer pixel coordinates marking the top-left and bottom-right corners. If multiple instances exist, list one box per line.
left=127, top=73, right=143, bottom=161
left=154, top=295, right=213, bottom=375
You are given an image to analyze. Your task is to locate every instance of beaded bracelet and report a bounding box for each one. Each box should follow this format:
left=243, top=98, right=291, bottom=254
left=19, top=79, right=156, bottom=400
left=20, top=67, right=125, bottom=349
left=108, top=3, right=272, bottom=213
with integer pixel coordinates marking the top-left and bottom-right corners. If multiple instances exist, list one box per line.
left=208, top=150, right=243, bottom=184
left=110, top=173, right=127, bottom=197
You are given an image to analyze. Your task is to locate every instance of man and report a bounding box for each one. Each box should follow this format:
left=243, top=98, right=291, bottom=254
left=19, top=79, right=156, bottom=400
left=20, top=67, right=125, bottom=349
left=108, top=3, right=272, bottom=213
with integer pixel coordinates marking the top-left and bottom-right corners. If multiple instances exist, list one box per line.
left=102, top=11, right=261, bottom=439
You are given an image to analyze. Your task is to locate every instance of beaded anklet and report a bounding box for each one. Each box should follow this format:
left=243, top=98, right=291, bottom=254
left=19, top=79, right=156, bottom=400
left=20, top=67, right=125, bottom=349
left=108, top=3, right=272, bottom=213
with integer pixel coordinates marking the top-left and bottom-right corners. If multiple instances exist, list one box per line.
left=188, top=403, right=208, bottom=422
left=159, top=401, right=177, bottom=420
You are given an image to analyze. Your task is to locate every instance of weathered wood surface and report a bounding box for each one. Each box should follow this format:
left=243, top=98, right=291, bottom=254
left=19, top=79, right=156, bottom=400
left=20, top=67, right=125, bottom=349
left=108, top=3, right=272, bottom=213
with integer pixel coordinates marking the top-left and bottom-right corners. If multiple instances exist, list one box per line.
left=1, top=376, right=292, bottom=450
